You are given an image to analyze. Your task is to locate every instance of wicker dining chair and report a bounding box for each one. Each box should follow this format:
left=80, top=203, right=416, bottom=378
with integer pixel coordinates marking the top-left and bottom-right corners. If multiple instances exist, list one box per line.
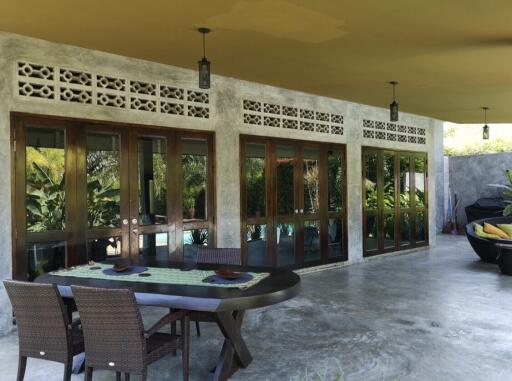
left=72, top=286, right=189, bottom=381
left=3, top=280, right=84, bottom=381
left=191, top=247, right=242, bottom=337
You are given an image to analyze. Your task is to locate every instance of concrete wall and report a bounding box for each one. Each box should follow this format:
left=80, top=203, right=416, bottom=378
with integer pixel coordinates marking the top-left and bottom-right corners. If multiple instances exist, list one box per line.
left=0, top=32, right=443, bottom=334
left=446, top=152, right=512, bottom=226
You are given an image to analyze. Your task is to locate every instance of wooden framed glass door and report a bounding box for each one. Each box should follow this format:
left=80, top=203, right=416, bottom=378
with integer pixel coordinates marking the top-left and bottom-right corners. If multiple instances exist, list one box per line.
left=12, top=113, right=215, bottom=280
left=241, top=135, right=347, bottom=269
left=362, top=147, right=428, bottom=257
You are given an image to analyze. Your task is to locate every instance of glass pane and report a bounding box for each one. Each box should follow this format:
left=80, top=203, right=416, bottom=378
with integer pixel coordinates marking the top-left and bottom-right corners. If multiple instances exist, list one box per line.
left=276, top=146, right=294, bottom=215
left=328, top=218, right=343, bottom=258
left=399, top=155, right=411, bottom=208
left=415, top=157, right=426, bottom=207
left=416, top=211, right=426, bottom=242
left=365, top=214, right=378, bottom=251
left=27, top=241, right=66, bottom=281
left=87, top=237, right=122, bottom=262
left=303, top=148, right=319, bottom=215
left=26, top=128, right=66, bottom=232
left=400, top=213, right=411, bottom=247
left=364, top=153, right=378, bottom=210
left=139, top=233, right=168, bottom=260
left=183, top=229, right=208, bottom=263
left=247, top=224, right=267, bottom=266
left=276, top=223, right=295, bottom=266
left=304, top=220, right=321, bottom=262
left=383, top=213, right=396, bottom=249
left=87, top=133, right=121, bottom=228
left=138, top=137, right=167, bottom=225
left=328, top=151, right=343, bottom=213
left=182, top=139, right=207, bottom=221
left=245, top=144, right=266, bottom=218
left=383, top=154, right=395, bottom=209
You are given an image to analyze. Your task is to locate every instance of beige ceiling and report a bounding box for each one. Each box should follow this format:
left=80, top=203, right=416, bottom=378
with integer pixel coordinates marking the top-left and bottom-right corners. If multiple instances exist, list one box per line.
left=2, top=0, right=512, bottom=123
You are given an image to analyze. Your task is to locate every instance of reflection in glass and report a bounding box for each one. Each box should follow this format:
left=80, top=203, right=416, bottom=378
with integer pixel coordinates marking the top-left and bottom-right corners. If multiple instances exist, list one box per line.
left=182, top=139, right=207, bottom=221
left=328, top=218, right=343, bottom=258
left=87, top=237, right=121, bottom=262
left=415, top=157, right=426, bottom=207
left=138, top=137, right=167, bottom=225
left=276, top=146, right=294, bottom=215
left=400, top=213, right=411, bottom=247
left=399, top=155, right=410, bottom=208
left=26, top=128, right=66, bottom=232
left=365, top=214, right=378, bottom=251
left=27, top=241, right=66, bottom=281
left=303, top=148, right=319, bottom=215
left=416, top=211, right=426, bottom=242
left=247, top=224, right=267, bottom=266
left=245, top=144, right=266, bottom=218
left=364, top=153, right=378, bottom=210
left=383, top=154, right=395, bottom=209
left=276, top=223, right=295, bottom=266
left=183, top=229, right=208, bottom=263
left=87, top=133, right=121, bottom=228
left=304, top=220, right=320, bottom=262
left=139, top=233, right=168, bottom=260
left=328, top=151, right=343, bottom=213
left=383, top=213, right=395, bottom=249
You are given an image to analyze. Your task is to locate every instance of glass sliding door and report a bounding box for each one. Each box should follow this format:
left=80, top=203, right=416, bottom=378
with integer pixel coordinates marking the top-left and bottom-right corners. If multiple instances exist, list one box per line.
left=241, top=136, right=347, bottom=269
left=362, top=147, right=428, bottom=257
left=12, top=114, right=215, bottom=280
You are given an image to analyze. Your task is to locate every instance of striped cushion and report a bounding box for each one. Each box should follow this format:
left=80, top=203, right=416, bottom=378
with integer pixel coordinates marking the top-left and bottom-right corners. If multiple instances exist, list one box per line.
left=196, top=248, right=241, bottom=265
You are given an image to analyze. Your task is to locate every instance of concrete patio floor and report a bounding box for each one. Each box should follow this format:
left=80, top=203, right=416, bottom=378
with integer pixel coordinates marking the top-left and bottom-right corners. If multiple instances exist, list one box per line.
left=1, top=234, right=512, bottom=381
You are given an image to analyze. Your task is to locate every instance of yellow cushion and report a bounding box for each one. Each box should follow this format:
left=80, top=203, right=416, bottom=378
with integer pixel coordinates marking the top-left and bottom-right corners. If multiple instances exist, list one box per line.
left=497, top=224, right=512, bottom=239
left=484, top=222, right=510, bottom=239
left=473, top=224, right=500, bottom=239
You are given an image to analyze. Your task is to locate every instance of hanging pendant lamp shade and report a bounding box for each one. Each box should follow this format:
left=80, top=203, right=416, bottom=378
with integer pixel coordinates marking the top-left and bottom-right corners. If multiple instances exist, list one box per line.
left=389, top=81, right=399, bottom=122
left=198, top=27, right=211, bottom=89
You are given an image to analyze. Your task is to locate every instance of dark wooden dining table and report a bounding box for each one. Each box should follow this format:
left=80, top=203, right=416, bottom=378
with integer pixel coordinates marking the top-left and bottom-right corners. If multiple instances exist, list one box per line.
left=35, top=258, right=301, bottom=381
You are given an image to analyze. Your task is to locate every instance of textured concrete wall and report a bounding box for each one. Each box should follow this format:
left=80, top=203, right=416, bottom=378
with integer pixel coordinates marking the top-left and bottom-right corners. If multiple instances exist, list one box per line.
left=447, top=152, right=512, bottom=226
left=0, top=32, right=441, bottom=334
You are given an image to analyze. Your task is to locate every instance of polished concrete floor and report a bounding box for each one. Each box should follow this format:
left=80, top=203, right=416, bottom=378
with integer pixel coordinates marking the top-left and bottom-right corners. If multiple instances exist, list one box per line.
left=1, top=235, right=512, bottom=381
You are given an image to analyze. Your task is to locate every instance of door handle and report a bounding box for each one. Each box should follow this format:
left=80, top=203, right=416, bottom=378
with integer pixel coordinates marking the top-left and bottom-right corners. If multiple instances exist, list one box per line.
left=300, top=209, right=304, bottom=214
left=295, top=209, right=299, bottom=214
left=132, top=228, right=138, bottom=234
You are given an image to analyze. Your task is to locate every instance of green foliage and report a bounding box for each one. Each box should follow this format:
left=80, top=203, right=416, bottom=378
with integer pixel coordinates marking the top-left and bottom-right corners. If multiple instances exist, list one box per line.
left=182, top=154, right=207, bottom=219
left=190, top=229, right=208, bottom=245
left=444, top=138, right=512, bottom=156
left=501, top=170, right=512, bottom=216
left=246, top=157, right=265, bottom=216
left=26, top=161, right=65, bottom=232
left=87, top=180, right=120, bottom=228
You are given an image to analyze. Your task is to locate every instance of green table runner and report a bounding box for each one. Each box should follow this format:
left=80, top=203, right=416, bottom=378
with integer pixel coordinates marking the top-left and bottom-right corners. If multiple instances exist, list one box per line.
left=51, top=264, right=269, bottom=290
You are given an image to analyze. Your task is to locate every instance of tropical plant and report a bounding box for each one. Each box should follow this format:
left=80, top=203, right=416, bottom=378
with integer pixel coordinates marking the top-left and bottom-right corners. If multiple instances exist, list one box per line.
left=87, top=180, right=121, bottom=228
left=182, top=154, right=207, bottom=219
left=489, top=169, right=512, bottom=216
left=26, top=162, right=65, bottom=232
left=190, top=229, right=208, bottom=245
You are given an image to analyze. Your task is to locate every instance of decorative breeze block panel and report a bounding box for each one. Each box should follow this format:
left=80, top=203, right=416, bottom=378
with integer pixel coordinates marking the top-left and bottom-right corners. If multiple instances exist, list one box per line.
left=362, top=119, right=427, bottom=145
left=16, top=61, right=210, bottom=120
left=243, top=98, right=344, bottom=136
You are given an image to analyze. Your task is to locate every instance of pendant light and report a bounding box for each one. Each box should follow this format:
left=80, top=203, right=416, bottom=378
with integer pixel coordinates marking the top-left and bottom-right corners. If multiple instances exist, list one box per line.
left=197, top=27, right=211, bottom=89
left=482, top=107, right=490, bottom=140
left=388, top=81, right=399, bottom=122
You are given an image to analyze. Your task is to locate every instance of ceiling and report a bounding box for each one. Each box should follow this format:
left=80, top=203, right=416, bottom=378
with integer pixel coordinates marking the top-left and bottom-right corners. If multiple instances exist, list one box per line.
left=2, top=0, right=512, bottom=123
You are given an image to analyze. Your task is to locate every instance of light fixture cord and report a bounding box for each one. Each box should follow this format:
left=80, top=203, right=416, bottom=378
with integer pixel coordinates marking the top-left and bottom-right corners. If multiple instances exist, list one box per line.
left=484, top=108, right=487, bottom=124
left=202, top=32, right=206, bottom=58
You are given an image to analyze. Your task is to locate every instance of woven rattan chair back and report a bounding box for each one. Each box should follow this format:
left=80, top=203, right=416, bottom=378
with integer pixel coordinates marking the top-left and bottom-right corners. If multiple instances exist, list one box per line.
left=3, top=280, right=71, bottom=363
left=72, top=286, right=146, bottom=373
left=196, top=247, right=241, bottom=265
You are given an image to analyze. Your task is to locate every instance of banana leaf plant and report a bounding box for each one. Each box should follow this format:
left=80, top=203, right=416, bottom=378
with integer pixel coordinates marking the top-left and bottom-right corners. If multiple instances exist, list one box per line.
left=87, top=179, right=121, bottom=228
left=488, top=169, right=512, bottom=216
left=26, top=162, right=65, bottom=232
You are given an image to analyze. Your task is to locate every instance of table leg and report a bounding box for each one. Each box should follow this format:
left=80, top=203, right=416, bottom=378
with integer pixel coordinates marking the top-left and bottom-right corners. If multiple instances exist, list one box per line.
left=208, top=310, right=252, bottom=381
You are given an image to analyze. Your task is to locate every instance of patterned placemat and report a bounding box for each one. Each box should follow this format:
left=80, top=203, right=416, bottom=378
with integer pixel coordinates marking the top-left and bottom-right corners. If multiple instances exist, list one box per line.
left=51, top=264, right=269, bottom=290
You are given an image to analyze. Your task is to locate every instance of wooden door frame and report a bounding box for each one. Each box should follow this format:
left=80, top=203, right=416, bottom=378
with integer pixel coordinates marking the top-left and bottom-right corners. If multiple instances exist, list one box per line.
left=361, top=146, right=429, bottom=257
left=240, top=134, right=347, bottom=270
left=11, top=112, right=216, bottom=280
